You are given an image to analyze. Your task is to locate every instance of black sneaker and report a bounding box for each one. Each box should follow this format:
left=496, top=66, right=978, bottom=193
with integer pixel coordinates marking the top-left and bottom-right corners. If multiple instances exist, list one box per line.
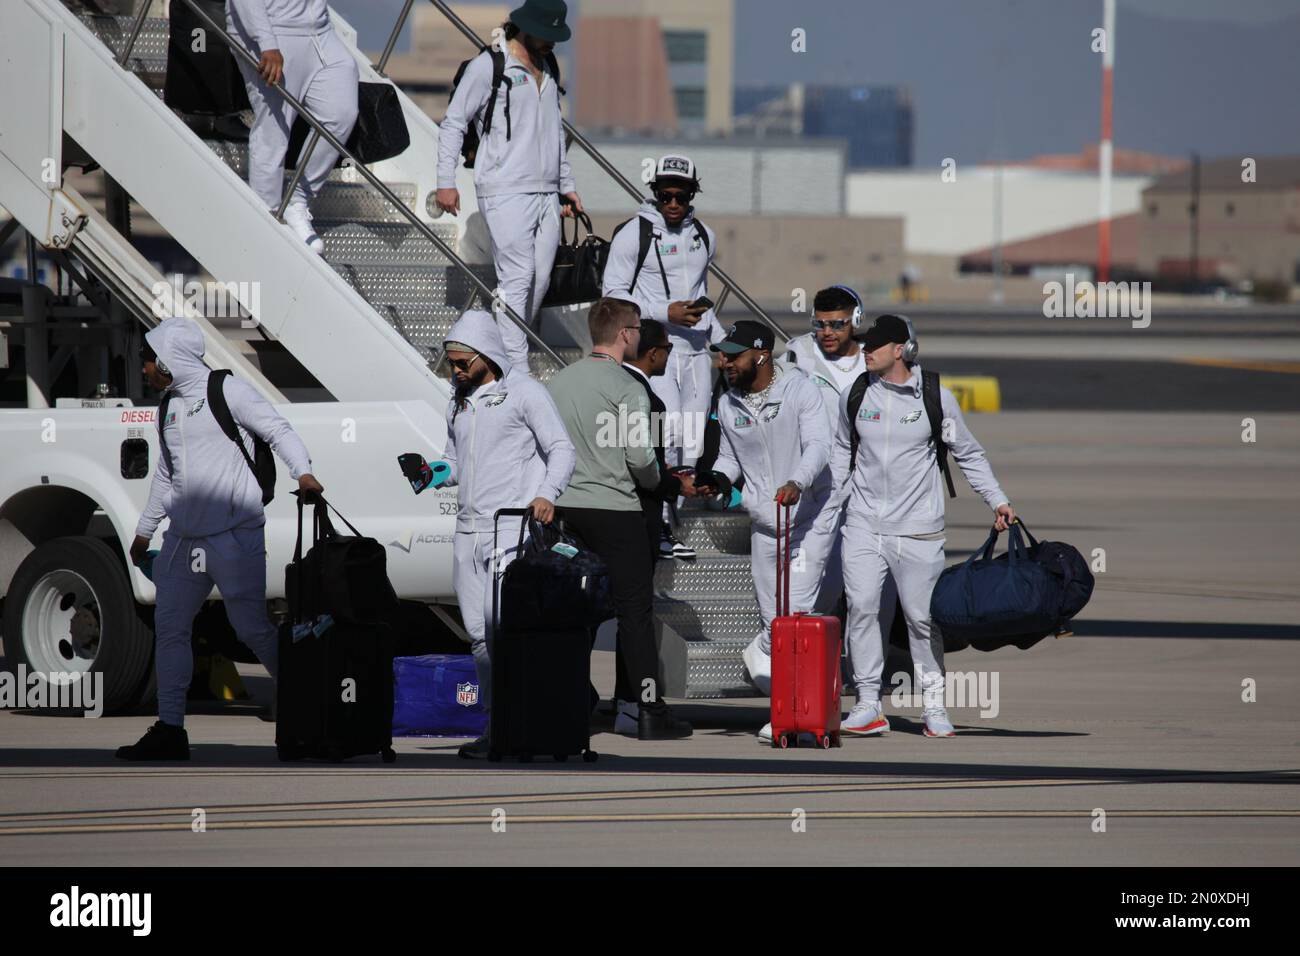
left=638, top=705, right=694, bottom=740
left=115, top=721, right=190, bottom=761
left=660, top=522, right=696, bottom=562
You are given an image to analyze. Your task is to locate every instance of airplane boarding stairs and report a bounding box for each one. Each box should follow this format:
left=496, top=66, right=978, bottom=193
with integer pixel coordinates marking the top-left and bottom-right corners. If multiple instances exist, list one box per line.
left=0, top=0, right=764, bottom=699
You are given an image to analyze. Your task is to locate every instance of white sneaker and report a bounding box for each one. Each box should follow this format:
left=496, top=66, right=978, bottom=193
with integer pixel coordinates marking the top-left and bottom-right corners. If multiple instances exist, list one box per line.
left=757, top=721, right=772, bottom=744
left=742, top=636, right=772, bottom=695
left=841, top=700, right=890, bottom=736
left=284, top=202, right=324, bottom=255
left=613, top=699, right=639, bottom=737
left=923, top=708, right=956, bottom=738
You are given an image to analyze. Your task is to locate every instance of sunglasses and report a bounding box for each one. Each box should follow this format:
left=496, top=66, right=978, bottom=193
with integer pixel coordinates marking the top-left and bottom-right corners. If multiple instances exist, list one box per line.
left=655, top=189, right=694, bottom=207
left=812, top=319, right=851, bottom=332
left=448, top=354, right=481, bottom=372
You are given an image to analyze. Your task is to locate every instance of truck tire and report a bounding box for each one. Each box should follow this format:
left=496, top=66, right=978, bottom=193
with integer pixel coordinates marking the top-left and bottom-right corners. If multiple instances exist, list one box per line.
left=1, top=536, right=154, bottom=716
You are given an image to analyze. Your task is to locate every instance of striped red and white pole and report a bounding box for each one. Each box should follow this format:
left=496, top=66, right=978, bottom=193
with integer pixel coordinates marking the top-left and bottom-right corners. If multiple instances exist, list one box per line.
left=1098, top=0, right=1115, bottom=284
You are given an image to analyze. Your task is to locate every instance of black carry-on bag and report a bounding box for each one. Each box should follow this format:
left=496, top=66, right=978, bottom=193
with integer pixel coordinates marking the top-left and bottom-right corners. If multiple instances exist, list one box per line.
left=485, top=508, right=598, bottom=764
left=276, top=493, right=397, bottom=763
left=164, top=0, right=252, bottom=116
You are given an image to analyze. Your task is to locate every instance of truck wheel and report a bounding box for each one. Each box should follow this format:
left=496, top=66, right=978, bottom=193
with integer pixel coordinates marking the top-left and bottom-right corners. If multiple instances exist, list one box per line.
left=1, top=536, right=153, bottom=716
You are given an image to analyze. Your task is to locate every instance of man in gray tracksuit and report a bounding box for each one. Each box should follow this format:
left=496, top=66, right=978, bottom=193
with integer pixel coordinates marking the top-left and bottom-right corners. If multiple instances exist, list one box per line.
left=826, top=314, right=1015, bottom=738
left=437, top=309, right=576, bottom=758
left=701, top=322, right=838, bottom=743
left=228, top=0, right=360, bottom=254
left=435, top=0, right=583, bottom=373
left=119, top=317, right=322, bottom=760
left=601, top=155, right=722, bottom=478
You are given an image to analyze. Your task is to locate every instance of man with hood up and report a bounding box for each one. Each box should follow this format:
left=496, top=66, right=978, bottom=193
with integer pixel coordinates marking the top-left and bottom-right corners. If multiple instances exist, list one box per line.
left=601, top=154, right=721, bottom=560
left=436, top=309, right=576, bottom=759
left=119, top=317, right=322, bottom=760
left=695, top=321, right=841, bottom=744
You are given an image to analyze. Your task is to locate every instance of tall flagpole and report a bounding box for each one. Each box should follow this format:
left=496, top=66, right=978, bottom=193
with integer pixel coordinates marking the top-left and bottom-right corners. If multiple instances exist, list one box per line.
left=1098, top=0, right=1115, bottom=283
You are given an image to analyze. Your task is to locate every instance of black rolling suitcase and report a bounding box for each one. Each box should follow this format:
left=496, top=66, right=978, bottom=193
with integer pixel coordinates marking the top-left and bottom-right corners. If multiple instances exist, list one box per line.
left=276, top=494, right=396, bottom=763
left=485, top=509, right=599, bottom=764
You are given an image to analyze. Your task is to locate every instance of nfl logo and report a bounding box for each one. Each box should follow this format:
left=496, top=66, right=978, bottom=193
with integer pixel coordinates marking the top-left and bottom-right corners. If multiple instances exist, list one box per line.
left=456, top=682, right=479, bottom=707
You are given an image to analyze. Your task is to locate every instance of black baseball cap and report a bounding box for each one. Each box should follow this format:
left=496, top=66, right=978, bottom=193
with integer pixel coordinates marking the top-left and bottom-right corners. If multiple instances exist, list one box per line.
left=710, top=320, right=774, bottom=355
left=857, top=314, right=912, bottom=351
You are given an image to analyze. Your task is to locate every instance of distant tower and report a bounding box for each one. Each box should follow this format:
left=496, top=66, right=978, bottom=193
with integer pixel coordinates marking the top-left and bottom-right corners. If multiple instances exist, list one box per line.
left=1098, top=0, right=1115, bottom=283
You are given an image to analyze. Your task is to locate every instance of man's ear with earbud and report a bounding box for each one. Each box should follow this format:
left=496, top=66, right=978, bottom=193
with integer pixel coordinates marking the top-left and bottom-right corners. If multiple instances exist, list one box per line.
left=757, top=355, right=766, bottom=366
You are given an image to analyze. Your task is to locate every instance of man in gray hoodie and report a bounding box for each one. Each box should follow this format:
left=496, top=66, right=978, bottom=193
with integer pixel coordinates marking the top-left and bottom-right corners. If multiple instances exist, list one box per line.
left=700, top=321, right=840, bottom=744
left=227, top=0, right=359, bottom=253
left=826, top=315, right=1015, bottom=739
left=435, top=0, right=583, bottom=372
left=437, top=310, right=576, bottom=759
left=119, top=317, right=322, bottom=760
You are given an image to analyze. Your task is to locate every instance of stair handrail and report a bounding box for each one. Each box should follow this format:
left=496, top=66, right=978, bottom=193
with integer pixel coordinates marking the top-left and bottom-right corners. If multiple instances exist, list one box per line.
left=117, top=0, right=566, bottom=368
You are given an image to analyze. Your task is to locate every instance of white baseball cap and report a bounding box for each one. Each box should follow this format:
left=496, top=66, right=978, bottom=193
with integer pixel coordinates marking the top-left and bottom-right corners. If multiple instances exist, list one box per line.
left=653, top=154, right=700, bottom=188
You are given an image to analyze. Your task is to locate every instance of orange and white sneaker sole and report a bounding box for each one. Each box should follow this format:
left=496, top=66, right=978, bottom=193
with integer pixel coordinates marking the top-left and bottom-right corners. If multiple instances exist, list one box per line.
left=841, top=717, right=890, bottom=736
left=923, top=725, right=956, bottom=738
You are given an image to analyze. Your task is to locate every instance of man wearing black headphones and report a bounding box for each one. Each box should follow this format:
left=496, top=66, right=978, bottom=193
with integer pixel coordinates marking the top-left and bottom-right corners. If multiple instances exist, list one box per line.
left=825, top=315, right=1015, bottom=738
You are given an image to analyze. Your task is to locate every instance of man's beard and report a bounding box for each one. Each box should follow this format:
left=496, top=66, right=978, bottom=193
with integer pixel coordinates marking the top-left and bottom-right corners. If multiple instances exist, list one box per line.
left=732, top=363, right=758, bottom=392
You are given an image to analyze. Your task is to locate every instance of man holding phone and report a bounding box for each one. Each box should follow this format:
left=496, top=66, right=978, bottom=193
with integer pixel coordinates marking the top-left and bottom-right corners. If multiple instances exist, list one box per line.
left=602, top=155, right=721, bottom=559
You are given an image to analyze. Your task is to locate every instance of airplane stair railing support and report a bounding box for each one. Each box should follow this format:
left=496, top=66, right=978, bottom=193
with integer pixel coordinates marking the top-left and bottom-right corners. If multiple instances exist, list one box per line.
left=421, top=0, right=788, bottom=343
left=120, top=0, right=564, bottom=369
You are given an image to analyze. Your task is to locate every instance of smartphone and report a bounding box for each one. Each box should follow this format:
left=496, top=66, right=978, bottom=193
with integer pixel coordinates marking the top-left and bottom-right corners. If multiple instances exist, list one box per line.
left=689, top=296, right=714, bottom=311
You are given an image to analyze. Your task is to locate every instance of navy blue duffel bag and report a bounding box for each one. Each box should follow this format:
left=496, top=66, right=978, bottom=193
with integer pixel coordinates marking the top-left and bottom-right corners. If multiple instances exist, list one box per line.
left=931, top=524, right=1065, bottom=649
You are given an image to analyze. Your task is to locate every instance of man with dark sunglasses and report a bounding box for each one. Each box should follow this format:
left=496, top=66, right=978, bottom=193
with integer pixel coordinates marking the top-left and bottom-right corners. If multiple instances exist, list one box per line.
left=602, top=154, right=721, bottom=560
left=780, top=285, right=867, bottom=432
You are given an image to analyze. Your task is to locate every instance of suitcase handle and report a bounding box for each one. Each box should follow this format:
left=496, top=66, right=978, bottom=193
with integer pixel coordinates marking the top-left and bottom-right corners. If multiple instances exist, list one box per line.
left=775, top=502, right=792, bottom=617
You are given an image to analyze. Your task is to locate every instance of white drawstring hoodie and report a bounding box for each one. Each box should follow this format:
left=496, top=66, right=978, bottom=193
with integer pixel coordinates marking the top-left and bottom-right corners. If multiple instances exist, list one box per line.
left=440, top=310, right=576, bottom=532
left=135, top=317, right=312, bottom=541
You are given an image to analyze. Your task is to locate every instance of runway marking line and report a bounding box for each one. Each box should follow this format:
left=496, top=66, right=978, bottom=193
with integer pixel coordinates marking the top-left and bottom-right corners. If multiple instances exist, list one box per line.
left=1178, top=358, right=1300, bottom=375
left=1, top=772, right=1295, bottom=830
left=1, top=808, right=1297, bottom=837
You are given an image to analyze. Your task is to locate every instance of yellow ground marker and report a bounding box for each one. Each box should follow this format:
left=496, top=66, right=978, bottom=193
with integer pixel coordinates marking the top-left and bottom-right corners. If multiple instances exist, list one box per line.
left=943, top=376, right=1001, bottom=412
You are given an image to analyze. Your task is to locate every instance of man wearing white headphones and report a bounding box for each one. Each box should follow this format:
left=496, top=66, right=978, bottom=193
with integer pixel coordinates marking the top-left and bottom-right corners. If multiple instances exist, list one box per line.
left=826, top=314, right=1015, bottom=738
left=780, top=285, right=867, bottom=428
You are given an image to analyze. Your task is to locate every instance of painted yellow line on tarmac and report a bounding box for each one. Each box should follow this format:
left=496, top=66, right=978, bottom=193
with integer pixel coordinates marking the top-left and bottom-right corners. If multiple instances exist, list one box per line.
left=1, top=808, right=1296, bottom=837
left=1178, top=358, right=1300, bottom=374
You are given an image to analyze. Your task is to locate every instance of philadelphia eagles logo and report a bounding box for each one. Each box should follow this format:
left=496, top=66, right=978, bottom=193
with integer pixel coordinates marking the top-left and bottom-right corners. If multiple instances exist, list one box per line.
left=901, top=409, right=923, bottom=424
left=484, top=393, right=508, bottom=407
left=759, top=403, right=782, bottom=422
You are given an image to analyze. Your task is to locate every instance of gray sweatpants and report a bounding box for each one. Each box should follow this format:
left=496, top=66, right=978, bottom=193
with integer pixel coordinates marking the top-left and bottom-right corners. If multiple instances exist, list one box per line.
left=842, top=516, right=947, bottom=705
left=451, top=520, right=524, bottom=712
left=237, top=29, right=359, bottom=211
left=152, top=525, right=279, bottom=727
left=479, top=192, right=563, bottom=372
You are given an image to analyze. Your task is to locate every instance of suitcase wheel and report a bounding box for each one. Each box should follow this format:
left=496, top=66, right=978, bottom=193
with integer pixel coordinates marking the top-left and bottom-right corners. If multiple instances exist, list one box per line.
left=818, top=734, right=832, bottom=750
left=381, top=747, right=397, bottom=764
left=553, top=754, right=568, bottom=763
left=777, top=733, right=790, bottom=749
left=831, top=733, right=842, bottom=748
left=581, top=750, right=598, bottom=763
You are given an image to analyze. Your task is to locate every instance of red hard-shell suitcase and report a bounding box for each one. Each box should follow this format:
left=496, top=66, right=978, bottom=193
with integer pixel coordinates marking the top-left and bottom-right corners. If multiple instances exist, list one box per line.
left=769, top=504, right=843, bottom=749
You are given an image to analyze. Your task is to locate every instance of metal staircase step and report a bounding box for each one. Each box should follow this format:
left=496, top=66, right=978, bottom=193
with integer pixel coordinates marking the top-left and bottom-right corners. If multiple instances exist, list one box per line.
left=320, top=222, right=458, bottom=268
left=679, top=637, right=758, bottom=699
left=675, top=511, right=751, bottom=555
left=312, top=183, right=418, bottom=224
left=654, top=596, right=761, bottom=642
left=655, top=554, right=754, bottom=598
left=76, top=12, right=169, bottom=65
left=332, top=264, right=456, bottom=311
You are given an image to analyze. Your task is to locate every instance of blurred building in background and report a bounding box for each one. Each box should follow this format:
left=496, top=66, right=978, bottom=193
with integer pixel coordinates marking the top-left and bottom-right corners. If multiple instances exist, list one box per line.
left=573, top=0, right=734, bottom=135
left=1139, top=155, right=1300, bottom=287
left=735, top=84, right=914, bottom=169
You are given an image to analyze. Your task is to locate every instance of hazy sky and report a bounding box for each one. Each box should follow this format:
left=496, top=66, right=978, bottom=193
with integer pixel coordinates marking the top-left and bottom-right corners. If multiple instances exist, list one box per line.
left=334, top=0, right=1300, bottom=165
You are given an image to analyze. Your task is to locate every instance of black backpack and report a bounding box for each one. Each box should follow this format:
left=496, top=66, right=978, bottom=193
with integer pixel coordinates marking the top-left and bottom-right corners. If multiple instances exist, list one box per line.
left=610, top=214, right=710, bottom=297
left=158, top=369, right=277, bottom=506
left=451, top=48, right=563, bottom=169
left=845, top=368, right=956, bottom=497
